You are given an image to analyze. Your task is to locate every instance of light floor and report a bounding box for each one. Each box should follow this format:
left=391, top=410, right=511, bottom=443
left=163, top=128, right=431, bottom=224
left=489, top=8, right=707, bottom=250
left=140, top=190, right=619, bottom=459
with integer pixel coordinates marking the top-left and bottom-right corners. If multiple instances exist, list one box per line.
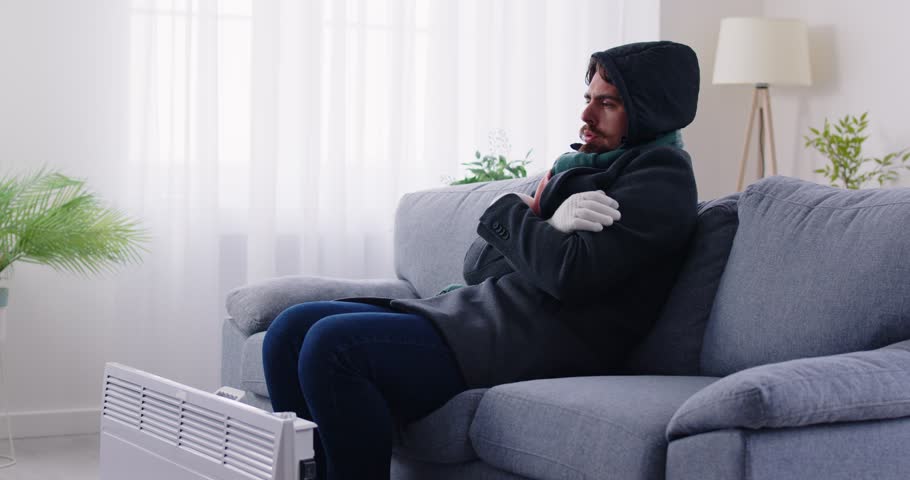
left=0, top=435, right=99, bottom=480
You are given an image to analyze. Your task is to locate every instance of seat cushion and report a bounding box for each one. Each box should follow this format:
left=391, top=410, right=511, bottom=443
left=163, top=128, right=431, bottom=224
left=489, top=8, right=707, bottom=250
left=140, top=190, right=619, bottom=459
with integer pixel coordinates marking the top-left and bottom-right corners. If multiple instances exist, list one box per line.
left=469, top=376, right=718, bottom=480
left=623, top=193, right=740, bottom=375
left=394, top=389, right=487, bottom=464
left=241, top=332, right=269, bottom=397
left=392, top=456, right=529, bottom=480
left=701, top=176, right=910, bottom=377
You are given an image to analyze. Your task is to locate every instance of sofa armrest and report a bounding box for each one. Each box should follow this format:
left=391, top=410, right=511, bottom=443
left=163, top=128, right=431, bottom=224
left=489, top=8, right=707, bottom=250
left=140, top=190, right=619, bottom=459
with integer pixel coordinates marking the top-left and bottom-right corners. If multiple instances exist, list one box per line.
left=667, top=339, right=910, bottom=440
left=226, top=275, right=418, bottom=335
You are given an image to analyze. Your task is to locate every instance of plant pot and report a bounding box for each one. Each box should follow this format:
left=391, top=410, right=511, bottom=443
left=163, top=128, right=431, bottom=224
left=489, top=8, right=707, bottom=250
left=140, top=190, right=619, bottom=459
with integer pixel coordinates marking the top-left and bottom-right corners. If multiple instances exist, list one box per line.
left=0, top=271, right=8, bottom=343
left=0, top=287, right=6, bottom=343
left=0, top=272, right=14, bottom=467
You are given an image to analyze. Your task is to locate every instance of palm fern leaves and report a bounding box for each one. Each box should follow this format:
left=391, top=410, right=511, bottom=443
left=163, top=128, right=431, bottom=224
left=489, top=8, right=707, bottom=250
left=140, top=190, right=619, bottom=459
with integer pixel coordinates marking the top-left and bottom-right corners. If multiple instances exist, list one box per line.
left=0, top=170, right=147, bottom=275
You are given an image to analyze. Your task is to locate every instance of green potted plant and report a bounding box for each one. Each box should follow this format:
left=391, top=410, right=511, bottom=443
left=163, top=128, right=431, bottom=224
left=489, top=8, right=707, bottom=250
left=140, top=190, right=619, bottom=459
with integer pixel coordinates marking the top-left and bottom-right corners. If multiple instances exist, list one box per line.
left=447, top=129, right=534, bottom=185
left=450, top=149, right=533, bottom=185
left=0, top=168, right=148, bottom=308
left=804, top=112, right=910, bottom=189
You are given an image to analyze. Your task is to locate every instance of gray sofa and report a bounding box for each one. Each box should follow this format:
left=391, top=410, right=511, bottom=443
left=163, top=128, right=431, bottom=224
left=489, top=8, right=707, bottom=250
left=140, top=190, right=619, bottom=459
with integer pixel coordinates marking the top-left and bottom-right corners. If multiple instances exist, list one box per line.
left=222, top=173, right=910, bottom=479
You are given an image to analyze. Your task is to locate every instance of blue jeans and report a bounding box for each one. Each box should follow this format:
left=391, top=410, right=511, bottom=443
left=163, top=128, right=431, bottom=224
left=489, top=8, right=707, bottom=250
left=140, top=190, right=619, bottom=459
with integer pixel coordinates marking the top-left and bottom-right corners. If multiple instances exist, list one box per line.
left=261, top=301, right=467, bottom=480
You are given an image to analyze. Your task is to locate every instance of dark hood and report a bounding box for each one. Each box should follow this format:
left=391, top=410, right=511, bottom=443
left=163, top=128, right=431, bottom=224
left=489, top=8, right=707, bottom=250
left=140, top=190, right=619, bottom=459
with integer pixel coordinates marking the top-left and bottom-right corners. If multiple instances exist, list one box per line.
left=590, top=41, right=699, bottom=146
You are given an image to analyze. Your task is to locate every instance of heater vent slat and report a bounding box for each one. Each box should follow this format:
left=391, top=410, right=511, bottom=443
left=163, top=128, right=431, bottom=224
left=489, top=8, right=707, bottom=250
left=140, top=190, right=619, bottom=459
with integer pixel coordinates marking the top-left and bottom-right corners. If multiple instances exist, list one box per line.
left=182, top=406, right=225, bottom=426
left=225, top=442, right=274, bottom=467
left=141, top=413, right=181, bottom=435
left=102, top=407, right=140, bottom=427
left=142, top=400, right=180, bottom=418
left=104, top=395, right=141, bottom=415
left=104, top=389, right=141, bottom=407
left=183, top=401, right=227, bottom=424
left=142, top=388, right=182, bottom=408
left=226, top=420, right=275, bottom=449
left=228, top=418, right=273, bottom=439
left=180, top=415, right=223, bottom=439
left=180, top=427, right=223, bottom=453
left=140, top=422, right=180, bottom=444
left=105, top=383, right=142, bottom=401
left=224, top=452, right=273, bottom=479
left=223, top=441, right=272, bottom=466
left=225, top=435, right=273, bottom=459
left=142, top=395, right=181, bottom=415
left=225, top=427, right=273, bottom=451
left=223, top=418, right=275, bottom=477
left=106, top=376, right=142, bottom=393
left=102, top=402, right=139, bottom=421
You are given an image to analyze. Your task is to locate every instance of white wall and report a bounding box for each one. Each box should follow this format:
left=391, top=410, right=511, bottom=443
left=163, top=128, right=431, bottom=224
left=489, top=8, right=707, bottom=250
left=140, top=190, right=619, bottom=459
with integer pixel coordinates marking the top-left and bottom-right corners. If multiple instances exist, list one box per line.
left=762, top=0, right=910, bottom=187
left=0, top=0, right=131, bottom=437
left=663, top=0, right=910, bottom=197
left=661, top=0, right=763, bottom=200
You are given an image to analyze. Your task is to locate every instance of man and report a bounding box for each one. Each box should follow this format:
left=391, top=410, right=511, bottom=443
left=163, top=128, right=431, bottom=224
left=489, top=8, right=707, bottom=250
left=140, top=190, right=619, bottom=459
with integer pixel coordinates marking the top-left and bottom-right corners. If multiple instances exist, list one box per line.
left=262, top=40, right=700, bottom=480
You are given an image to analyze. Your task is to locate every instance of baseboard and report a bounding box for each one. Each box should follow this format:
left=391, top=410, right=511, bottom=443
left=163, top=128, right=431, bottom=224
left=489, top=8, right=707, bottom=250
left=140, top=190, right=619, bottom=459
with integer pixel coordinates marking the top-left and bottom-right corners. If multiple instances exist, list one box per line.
left=7, top=408, right=100, bottom=439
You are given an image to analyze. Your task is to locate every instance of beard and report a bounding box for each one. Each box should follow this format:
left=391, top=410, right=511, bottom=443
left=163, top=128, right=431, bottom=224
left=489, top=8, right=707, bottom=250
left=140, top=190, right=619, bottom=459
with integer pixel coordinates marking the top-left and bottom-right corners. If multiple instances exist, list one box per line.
left=577, top=125, right=615, bottom=153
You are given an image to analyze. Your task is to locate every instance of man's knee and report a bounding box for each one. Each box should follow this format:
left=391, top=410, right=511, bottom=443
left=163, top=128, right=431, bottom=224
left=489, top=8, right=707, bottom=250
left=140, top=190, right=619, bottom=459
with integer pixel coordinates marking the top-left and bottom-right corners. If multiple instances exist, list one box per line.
left=298, top=314, right=362, bottom=377
left=266, top=301, right=338, bottom=338
left=263, top=301, right=341, bottom=361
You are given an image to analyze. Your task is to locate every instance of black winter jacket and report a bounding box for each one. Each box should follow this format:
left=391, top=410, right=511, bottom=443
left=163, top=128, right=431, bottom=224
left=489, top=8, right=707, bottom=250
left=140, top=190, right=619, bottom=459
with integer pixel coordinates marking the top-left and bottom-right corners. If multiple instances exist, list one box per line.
left=349, top=41, right=700, bottom=388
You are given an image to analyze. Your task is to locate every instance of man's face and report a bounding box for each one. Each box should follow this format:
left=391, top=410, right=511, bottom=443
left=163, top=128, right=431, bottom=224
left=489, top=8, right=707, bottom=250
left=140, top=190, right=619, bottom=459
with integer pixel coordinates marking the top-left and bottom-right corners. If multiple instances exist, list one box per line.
left=580, top=70, right=628, bottom=152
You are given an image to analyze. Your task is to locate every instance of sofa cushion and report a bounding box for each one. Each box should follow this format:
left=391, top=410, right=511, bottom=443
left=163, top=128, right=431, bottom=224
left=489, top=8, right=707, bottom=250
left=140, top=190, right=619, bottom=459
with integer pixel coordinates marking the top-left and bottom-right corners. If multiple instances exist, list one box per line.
left=394, top=175, right=541, bottom=298
left=394, top=389, right=487, bottom=464
left=392, top=456, right=528, bottom=480
left=241, top=332, right=269, bottom=397
left=469, top=376, right=718, bottom=480
left=623, top=193, right=740, bottom=375
left=701, top=176, right=910, bottom=377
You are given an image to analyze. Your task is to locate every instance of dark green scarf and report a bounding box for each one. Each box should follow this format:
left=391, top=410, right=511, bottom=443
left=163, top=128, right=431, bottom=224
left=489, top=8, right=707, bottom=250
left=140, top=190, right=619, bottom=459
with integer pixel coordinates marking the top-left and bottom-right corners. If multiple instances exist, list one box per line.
left=550, top=130, right=684, bottom=175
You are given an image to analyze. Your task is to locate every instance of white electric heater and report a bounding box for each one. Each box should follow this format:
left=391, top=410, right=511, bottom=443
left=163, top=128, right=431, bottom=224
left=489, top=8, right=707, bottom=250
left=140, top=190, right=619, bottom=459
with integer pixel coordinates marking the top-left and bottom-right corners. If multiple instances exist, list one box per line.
left=100, top=363, right=317, bottom=480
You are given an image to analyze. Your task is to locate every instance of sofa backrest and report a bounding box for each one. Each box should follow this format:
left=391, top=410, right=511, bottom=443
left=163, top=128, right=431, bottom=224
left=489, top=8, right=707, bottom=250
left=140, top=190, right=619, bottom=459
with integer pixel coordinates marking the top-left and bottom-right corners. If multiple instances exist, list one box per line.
left=700, top=176, right=910, bottom=377
left=394, top=174, right=541, bottom=298
left=622, top=192, right=741, bottom=375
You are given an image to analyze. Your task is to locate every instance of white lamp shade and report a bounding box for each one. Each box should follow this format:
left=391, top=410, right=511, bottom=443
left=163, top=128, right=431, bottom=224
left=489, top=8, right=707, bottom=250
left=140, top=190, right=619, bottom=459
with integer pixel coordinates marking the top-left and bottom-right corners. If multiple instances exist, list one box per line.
left=713, top=17, right=812, bottom=86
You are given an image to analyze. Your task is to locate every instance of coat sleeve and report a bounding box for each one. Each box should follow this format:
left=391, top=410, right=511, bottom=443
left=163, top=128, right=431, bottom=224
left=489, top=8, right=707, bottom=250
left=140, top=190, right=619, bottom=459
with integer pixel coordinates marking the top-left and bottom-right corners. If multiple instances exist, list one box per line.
left=476, top=148, right=697, bottom=303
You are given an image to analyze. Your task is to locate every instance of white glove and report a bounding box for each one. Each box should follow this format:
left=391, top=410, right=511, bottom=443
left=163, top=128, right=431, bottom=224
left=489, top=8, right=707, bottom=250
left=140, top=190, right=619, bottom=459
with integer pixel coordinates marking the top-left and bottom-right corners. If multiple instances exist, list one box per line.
left=546, top=190, right=620, bottom=233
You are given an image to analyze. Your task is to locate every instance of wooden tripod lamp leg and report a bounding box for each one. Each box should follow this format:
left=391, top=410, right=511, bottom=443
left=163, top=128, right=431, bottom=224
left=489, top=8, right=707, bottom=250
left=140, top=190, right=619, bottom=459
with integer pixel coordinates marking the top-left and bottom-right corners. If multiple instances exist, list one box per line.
left=737, top=87, right=761, bottom=191
left=763, top=87, right=778, bottom=176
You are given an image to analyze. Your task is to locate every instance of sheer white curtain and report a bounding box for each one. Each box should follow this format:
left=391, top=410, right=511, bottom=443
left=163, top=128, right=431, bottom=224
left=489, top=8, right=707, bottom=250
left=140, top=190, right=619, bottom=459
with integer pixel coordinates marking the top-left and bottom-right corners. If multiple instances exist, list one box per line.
left=118, top=0, right=658, bottom=387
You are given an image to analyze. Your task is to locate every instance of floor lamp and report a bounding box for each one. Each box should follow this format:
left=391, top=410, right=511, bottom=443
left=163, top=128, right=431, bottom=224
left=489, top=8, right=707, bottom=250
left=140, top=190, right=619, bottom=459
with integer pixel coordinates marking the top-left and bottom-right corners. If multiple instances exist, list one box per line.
left=713, top=17, right=812, bottom=191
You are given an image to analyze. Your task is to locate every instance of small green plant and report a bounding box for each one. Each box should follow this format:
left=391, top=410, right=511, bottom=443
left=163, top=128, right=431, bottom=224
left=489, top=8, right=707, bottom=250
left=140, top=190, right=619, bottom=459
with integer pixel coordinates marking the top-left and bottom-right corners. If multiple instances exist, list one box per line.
left=804, top=112, right=910, bottom=189
left=450, top=149, right=533, bottom=185
left=0, top=169, right=148, bottom=276
left=447, top=129, right=533, bottom=185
